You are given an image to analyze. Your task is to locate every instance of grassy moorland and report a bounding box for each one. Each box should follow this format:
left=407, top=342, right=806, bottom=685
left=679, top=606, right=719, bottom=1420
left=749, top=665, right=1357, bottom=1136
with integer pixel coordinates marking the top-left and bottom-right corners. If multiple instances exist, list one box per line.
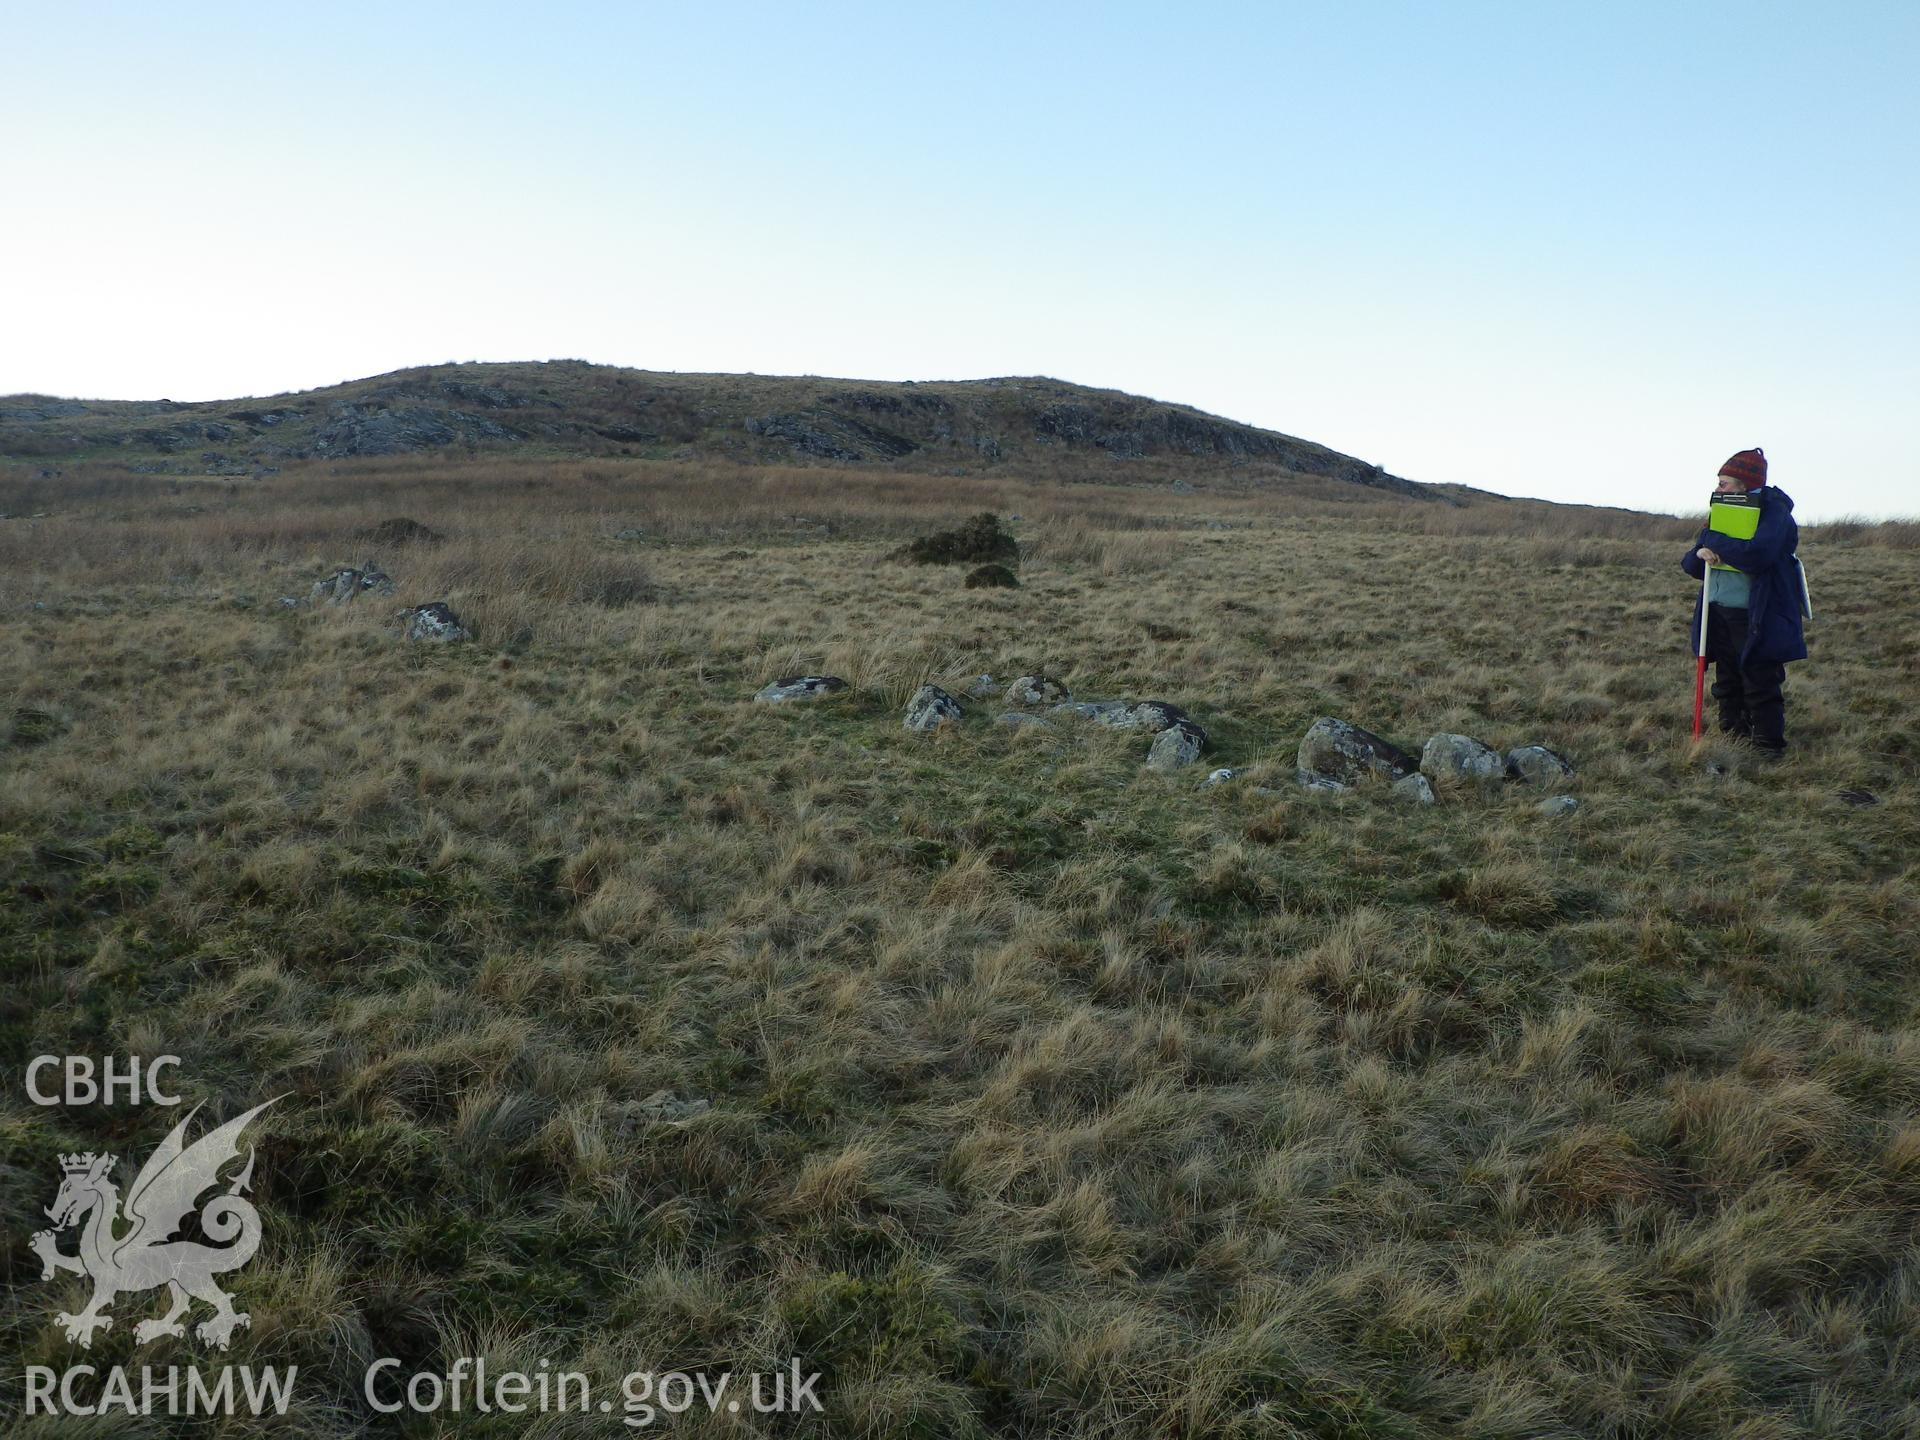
left=3, top=456, right=1919, bottom=1437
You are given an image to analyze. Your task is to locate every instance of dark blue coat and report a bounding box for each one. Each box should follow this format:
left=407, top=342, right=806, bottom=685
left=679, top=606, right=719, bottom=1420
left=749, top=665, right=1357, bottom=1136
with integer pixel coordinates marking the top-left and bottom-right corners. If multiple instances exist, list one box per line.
left=1680, top=485, right=1807, bottom=664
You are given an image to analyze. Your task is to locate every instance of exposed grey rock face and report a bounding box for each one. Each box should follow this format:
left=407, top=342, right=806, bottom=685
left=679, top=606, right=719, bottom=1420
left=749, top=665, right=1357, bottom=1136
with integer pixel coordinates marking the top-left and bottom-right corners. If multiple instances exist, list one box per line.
left=140, top=421, right=233, bottom=452
left=1506, top=745, right=1576, bottom=784
left=904, top=683, right=963, bottom=731
left=398, top=601, right=471, bottom=642
left=997, top=711, right=1051, bottom=730
left=1420, top=733, right=1504, bottom=784
left=1050, top=700, right=1132, bottom=725
left=1008, top=674, right=1069, bottom=706
left=311, top=405, right=519, bottom=457
left=311, top=565, right=395, bottom=604
left=754, top=675, right=849, bottom=703
left=439, top=380, right=528, bottom=410
left=1147, top=720, right=1207, bottom=770
left=746, top=410, right=917, bottom=462
left=1537, top=795, right=1581, bottom=817
left=1297, top=717, right=1415, bottom=785
left=225, top=406, right=303, bottom=428
left=0, top=369, right=1448, bottom=501
left=1393, top=773, right=1437, bottom=804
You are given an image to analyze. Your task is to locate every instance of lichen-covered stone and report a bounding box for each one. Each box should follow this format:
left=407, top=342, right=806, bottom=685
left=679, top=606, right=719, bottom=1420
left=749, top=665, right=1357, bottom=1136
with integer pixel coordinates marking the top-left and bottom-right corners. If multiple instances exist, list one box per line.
left=1146, top=720, right=1206, bottom=770
left=904, top=683, right=963, bottom=731
left=1008, top=674, right=1070, bottom=706
left=1297, top=717, right=1415, bottom=785
left=398, top=601, right=471, bottom=642
left=1506, top=745, right=1576, bottom=784
left=754, top=675, right=849, bottom=704
left=1393, top=773, right=1437, bottom=804
left=1420, top=733, right=1504, bottom=784
left=1125, top=700, right=1191, bottom=734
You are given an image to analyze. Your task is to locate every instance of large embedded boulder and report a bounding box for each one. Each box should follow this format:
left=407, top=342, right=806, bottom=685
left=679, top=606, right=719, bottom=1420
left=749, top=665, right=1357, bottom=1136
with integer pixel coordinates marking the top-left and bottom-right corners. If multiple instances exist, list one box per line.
left=904, top=684, right=964, bottom=732
left=1146, top=720, right=1207, bottom=771
left=398, top=602, right=471, bottom=642
left=754, top=675, right=849, bottom=704
left=1124, top=700, right=1191, bottom=734
left=1297, top=717, right=1415, bottom=786
left=1393, top=773, right=1437, bottom=805
left=1420, top=733, right=1504, bottom=785
left=1008, top=674, right=1070, bottom=706
left=1506, top=745, right=1576, bottom=784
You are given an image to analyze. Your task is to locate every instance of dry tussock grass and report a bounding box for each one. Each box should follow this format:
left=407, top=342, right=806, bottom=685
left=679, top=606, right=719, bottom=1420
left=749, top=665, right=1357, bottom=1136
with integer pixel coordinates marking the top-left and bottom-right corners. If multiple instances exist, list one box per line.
left=2, top=455, right=1918, bottom=1435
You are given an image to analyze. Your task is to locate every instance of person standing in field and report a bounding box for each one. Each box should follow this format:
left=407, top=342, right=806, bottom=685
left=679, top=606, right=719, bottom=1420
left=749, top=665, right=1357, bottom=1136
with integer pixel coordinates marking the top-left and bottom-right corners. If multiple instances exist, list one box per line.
left=1681, top=447, right=1806, bottom=758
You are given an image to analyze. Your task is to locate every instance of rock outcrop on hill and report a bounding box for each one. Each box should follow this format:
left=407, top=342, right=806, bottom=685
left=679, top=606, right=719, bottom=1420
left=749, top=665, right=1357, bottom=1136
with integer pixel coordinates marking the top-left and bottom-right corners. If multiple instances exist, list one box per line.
left=0, top=362, right=1431, bottom=496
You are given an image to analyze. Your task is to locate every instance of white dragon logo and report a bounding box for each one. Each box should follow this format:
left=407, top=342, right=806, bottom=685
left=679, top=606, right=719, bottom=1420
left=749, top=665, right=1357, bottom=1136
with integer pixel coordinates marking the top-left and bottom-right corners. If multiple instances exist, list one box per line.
left=31, top=1098, right=280, bottom=1350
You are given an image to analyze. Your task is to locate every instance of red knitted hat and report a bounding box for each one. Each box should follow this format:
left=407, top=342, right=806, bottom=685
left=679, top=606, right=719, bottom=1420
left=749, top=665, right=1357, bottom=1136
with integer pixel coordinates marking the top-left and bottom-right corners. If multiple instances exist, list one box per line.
left=1718, top=447, right=1767, bottom=487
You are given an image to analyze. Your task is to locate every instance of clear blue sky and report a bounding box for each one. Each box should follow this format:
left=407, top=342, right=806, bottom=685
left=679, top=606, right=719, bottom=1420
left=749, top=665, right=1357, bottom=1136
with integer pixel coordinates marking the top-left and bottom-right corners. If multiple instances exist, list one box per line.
left=5, top=1, right=1914, bottom=517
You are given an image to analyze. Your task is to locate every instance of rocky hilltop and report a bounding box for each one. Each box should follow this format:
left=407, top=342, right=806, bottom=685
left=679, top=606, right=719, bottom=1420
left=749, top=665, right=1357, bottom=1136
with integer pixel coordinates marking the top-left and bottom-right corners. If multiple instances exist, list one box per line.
left=0, top=360, right=1428, bottom=495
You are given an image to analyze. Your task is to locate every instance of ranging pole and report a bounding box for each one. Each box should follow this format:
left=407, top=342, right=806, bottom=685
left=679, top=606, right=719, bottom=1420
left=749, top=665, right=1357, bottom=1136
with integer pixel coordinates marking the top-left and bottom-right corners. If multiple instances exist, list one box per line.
left=1692, top=564, right=1713, bottom=738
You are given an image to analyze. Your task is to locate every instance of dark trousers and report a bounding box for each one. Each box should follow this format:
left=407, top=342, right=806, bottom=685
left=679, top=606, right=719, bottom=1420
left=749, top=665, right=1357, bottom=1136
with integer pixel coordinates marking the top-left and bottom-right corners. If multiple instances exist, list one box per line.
left=1704, top=603, right=1786, bottom=753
